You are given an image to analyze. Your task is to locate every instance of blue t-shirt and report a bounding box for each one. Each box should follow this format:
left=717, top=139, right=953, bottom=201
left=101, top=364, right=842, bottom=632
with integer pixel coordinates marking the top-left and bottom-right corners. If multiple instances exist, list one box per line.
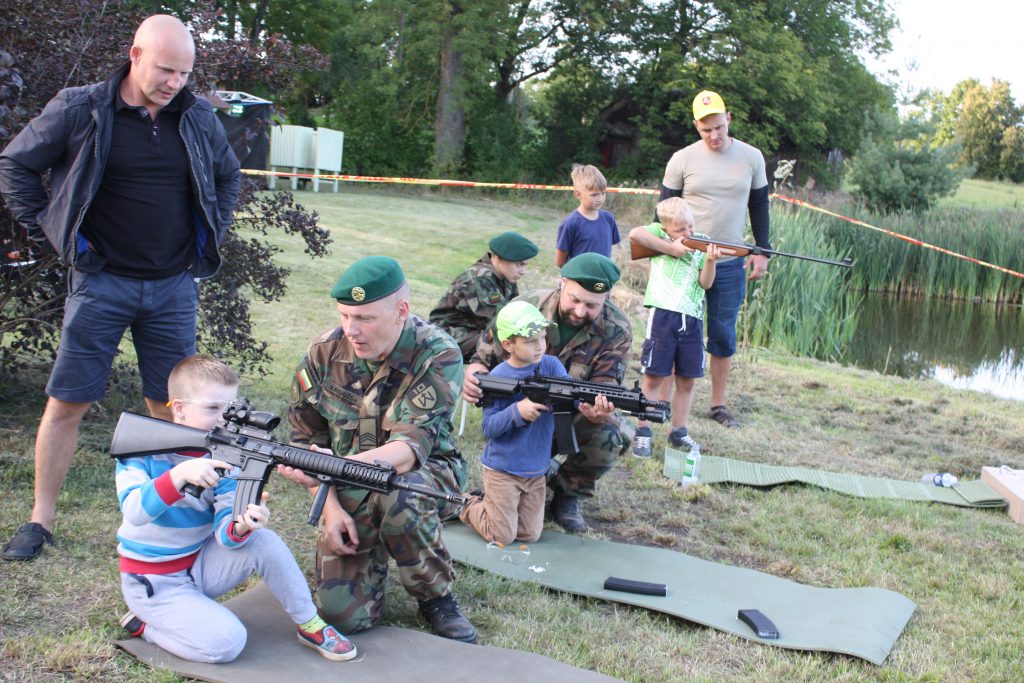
left=481, top=355, right=571, bottom=478
left=556, top=209, right=620, bottom=259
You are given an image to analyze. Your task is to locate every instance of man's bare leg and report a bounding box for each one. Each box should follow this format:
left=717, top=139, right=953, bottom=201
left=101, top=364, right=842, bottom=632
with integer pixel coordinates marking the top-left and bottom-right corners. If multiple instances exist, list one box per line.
left=709, top=354, right=731, bottom=408
left=31, top=398, right=92, bottom=531
left=144, top=397, right=173, bottom=421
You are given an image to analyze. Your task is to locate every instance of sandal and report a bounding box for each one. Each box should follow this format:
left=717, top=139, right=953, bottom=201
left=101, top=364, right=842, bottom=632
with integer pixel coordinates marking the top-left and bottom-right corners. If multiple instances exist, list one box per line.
left=710, top=405, right=741, bottom=429
left=2, top=522, right=53, bottom=561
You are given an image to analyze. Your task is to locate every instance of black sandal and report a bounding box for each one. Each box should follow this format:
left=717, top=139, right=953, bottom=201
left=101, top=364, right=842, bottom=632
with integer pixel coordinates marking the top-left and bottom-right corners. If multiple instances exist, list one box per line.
left=710, top=405, right=741, bottom=429
left=2, top=522, right=53, bottom=561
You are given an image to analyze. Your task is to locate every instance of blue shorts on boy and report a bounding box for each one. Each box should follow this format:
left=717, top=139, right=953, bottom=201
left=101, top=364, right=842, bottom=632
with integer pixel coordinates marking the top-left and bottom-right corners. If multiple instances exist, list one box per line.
left=556, top=209, right=620, bottom=260
left=641, top=309, right=705, bottom=378
left=116, top=451, right=320, bottom=663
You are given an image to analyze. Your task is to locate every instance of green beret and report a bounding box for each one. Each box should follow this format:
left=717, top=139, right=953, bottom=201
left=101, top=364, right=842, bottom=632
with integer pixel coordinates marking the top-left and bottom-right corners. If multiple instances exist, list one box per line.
left=330, top=256, right=406, bottom=305
left=560, top=253, right=620, bottom=293
left=488, top=232, right=539, bottom=261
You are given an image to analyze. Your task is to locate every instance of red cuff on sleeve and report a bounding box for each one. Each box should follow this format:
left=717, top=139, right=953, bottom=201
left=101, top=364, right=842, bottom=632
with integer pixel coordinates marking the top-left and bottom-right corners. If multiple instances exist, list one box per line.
left=154, top=471, right=185, bottom=505
left=226, top=522, right=251, bottom=543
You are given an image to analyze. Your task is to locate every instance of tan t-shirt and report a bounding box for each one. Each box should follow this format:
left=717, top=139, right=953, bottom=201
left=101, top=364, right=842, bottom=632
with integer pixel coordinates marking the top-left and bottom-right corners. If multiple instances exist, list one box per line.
left=661, top=138, right=768, bottom=262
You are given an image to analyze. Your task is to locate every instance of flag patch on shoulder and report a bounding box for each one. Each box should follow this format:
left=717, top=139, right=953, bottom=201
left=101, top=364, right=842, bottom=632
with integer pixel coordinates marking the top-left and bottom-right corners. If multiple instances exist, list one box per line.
left=298, top=368, right=314, bottom=392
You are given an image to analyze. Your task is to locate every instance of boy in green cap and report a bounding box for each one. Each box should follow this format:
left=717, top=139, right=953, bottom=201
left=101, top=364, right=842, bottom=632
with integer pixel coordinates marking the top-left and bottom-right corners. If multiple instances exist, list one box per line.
left=460, top=301, right=571, bottom=545
left=462, top=253, right=632, bottom=533
left=430, top=231, right=539, bottom=362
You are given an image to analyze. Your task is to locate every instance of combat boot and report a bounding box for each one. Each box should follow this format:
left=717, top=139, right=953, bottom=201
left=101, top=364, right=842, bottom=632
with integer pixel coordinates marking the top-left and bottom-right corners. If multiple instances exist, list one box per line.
left=551, top=486, right=586, bottom=533
left=418, top=593, right=478, bottom=643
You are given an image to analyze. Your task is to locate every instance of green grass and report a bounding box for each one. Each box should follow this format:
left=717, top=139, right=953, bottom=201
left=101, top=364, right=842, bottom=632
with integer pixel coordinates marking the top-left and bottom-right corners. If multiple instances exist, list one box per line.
left=942, top=178, right=1024, bottom=210
left=2, top=186, right=1024, bottom=681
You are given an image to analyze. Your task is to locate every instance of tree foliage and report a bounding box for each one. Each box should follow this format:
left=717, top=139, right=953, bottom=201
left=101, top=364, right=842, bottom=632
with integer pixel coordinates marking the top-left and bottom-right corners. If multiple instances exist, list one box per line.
left=316, top=0, right=895, bottom=184
left=847, top=109, right=963, bottom=214
left=0, top=0, right=330, bottom=375
left=919, top=78, right=1024, bottom=182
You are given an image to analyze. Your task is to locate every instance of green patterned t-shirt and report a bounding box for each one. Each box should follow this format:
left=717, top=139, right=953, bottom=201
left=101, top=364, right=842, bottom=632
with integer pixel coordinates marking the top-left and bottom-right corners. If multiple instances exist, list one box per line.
left=642, top=224, right=708, bottom=317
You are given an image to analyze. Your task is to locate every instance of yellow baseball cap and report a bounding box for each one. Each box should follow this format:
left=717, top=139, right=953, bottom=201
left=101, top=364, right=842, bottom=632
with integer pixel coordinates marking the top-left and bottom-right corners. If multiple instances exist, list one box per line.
left=692, top=90, right=727, bottom=121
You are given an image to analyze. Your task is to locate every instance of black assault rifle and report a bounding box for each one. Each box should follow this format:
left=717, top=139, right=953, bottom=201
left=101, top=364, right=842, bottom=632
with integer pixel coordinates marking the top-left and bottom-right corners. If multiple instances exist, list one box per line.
left=110, top=399, right=468, bottom=526
left=474, top=371, right=670, bottom=454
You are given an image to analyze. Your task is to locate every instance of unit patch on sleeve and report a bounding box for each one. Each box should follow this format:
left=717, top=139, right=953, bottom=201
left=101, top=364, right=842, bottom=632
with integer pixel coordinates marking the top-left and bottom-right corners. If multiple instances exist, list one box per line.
left=409, top=382, right=438, bottom=410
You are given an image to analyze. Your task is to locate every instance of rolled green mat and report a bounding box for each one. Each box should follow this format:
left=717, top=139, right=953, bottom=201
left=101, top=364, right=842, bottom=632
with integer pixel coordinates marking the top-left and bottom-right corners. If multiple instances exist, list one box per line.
left=664, top=449, right=1007, bottom=508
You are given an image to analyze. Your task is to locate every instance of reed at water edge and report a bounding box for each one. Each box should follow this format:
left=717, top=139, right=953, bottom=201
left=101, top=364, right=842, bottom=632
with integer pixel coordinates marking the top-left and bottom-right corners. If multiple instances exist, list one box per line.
left=807, top=195, right=1024, bottom=304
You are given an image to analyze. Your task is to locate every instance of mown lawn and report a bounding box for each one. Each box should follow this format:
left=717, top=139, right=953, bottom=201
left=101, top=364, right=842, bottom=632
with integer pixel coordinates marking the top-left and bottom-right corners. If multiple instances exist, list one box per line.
left=942, top=177, right=1024, bottom=210
left=2, top=186, right=1023, bottom=682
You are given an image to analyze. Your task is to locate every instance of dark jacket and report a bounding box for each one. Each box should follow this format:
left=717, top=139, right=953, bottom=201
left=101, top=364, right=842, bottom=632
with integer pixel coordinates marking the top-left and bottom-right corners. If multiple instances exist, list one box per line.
left=0, top=63, right=241, bottom=278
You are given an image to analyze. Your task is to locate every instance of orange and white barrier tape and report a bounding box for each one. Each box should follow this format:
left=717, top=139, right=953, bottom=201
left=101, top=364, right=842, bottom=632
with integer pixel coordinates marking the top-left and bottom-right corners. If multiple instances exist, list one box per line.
left=771, top=194, right=1024, bottom=280
left=240, top=169, right=1024, bottom=280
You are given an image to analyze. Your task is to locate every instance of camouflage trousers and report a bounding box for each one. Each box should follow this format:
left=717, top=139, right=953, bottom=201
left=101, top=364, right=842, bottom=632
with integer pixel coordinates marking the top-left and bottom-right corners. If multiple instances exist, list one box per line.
left=314, top=458, right=466, bottom=633
left=554, top=413, right=634, bottom=498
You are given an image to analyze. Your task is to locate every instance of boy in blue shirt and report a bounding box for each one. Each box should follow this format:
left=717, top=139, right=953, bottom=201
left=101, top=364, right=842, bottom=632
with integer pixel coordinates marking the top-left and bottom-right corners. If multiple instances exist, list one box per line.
left=459, top=301, right=571, bottom=545
left=628, top=197, right=721, bottom=458
left=116, top=355, right=356, bottom=663
left=555, top=164, right=621, bottom=266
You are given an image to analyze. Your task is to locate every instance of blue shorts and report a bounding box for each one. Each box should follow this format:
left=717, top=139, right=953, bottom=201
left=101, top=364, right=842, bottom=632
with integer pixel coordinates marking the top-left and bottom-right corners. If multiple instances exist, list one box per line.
left=640, top=308, right=705, bottom=378
left=705, top=258, right=746, bottom=358
left=47, top=269, right=199, bottom=403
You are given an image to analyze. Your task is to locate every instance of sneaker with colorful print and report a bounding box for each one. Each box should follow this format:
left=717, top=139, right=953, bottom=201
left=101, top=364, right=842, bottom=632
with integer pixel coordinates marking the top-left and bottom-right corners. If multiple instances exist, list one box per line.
left=297, top=616, right=357, bottom=661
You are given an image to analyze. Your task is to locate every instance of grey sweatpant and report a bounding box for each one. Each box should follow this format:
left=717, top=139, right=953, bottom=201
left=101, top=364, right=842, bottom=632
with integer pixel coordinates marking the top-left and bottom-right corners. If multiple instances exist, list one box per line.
left=120, top=529, right=317, bottom=663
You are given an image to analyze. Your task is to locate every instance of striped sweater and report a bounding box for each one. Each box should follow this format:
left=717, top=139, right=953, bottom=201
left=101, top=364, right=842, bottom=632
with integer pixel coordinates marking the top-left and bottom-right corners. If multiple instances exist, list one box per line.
left=115, top=451, right=251, bottom=574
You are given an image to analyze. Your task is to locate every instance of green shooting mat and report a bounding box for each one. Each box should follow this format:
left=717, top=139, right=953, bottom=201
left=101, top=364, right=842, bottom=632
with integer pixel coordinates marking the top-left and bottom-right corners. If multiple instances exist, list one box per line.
left=116, top=581, right=623, bottom=683
left=663, top=449, right=1007, bottom=508
left=443, top=523, right=916, bottom=665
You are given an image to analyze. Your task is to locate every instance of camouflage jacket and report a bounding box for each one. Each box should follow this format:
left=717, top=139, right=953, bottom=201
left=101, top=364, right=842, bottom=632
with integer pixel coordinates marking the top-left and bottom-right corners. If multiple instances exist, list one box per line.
left=288, top=315, right=463, bottom=468
left=471, top=288, right=632, bottom=384
left=428, top=254, right=517, bottom=352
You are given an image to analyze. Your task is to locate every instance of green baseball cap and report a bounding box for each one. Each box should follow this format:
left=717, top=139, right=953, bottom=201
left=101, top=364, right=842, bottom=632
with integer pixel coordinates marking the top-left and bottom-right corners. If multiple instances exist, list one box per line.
left=496, top=301, right=553, bottom=341
left=489, top=232, right=539, bottom=261
left=330, top=256, right=406, bottom=305
left=560, top=252, right=620, bottom=293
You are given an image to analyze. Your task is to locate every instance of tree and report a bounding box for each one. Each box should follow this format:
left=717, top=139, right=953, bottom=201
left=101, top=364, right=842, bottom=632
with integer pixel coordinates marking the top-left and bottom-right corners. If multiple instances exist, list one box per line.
left=847, top=108, right=962, bottom=214
left=0, top=0, right=330, bottom=375
left=999, top=125, right=1024, bottom=183
left=956, top=80, right=1021, bottom=180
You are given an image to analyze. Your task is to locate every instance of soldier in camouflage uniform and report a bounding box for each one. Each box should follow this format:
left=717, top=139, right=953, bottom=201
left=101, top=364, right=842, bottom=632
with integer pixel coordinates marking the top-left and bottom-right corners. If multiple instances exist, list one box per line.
left=278, top=256, right=476, bottom=643
left=463, top=253, right=634, bottom=532
left=429, top=231, right=539, bottom=361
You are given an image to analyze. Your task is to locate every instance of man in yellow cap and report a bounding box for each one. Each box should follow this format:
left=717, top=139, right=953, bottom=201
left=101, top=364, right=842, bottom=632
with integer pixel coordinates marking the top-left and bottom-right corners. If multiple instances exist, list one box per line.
left=657, top=90, right=771, bottom=429
left=278, top=255, right=476, bottom=643
left=462, top=253, right=633, bottom=532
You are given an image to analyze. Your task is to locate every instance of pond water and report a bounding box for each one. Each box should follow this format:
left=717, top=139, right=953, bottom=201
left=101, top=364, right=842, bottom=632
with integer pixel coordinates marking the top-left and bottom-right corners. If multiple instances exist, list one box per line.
left=841, top=294, right=1024, bottom=401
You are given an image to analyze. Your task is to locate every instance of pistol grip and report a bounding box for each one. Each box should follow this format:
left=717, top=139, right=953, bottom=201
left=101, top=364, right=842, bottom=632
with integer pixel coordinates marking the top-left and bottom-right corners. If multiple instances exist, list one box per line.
left=181, top=467, right=227, bottom=499
left=308, top=479, right=332, bottom=526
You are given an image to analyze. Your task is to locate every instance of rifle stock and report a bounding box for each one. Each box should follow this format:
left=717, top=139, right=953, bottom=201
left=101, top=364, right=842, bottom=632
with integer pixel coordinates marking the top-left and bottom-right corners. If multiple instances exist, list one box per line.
left=110, top=411, right=468, bottom=526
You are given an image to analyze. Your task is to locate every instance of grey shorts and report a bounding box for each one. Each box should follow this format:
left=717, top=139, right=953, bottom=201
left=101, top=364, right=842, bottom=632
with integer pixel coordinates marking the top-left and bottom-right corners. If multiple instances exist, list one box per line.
left=46, top=269, right=198, bottom=403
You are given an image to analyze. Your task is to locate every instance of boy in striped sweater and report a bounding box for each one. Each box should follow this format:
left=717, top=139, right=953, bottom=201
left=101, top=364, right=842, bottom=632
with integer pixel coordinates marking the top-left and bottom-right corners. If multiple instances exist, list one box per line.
left=115, top=355, right=356, bottom=663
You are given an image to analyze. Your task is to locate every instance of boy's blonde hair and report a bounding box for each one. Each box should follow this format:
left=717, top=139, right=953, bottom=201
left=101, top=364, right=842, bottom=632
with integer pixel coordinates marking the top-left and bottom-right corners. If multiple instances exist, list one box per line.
left=656, top=196, right=694, bottom=225
left=570, top=164, right=607, bottom=192
left=167, top=355, right=239, bottom=400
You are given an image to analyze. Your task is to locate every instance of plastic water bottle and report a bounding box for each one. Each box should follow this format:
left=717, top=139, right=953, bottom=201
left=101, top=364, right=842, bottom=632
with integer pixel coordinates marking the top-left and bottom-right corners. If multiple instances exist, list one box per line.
left=681, top=449, right=702, bottom=487
left=920, top=472, right=958, bottom=487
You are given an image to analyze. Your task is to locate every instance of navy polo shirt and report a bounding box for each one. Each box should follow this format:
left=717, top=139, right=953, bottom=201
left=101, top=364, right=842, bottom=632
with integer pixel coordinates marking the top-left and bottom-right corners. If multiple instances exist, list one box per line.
left=81, top=90, right=194, bottom=278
